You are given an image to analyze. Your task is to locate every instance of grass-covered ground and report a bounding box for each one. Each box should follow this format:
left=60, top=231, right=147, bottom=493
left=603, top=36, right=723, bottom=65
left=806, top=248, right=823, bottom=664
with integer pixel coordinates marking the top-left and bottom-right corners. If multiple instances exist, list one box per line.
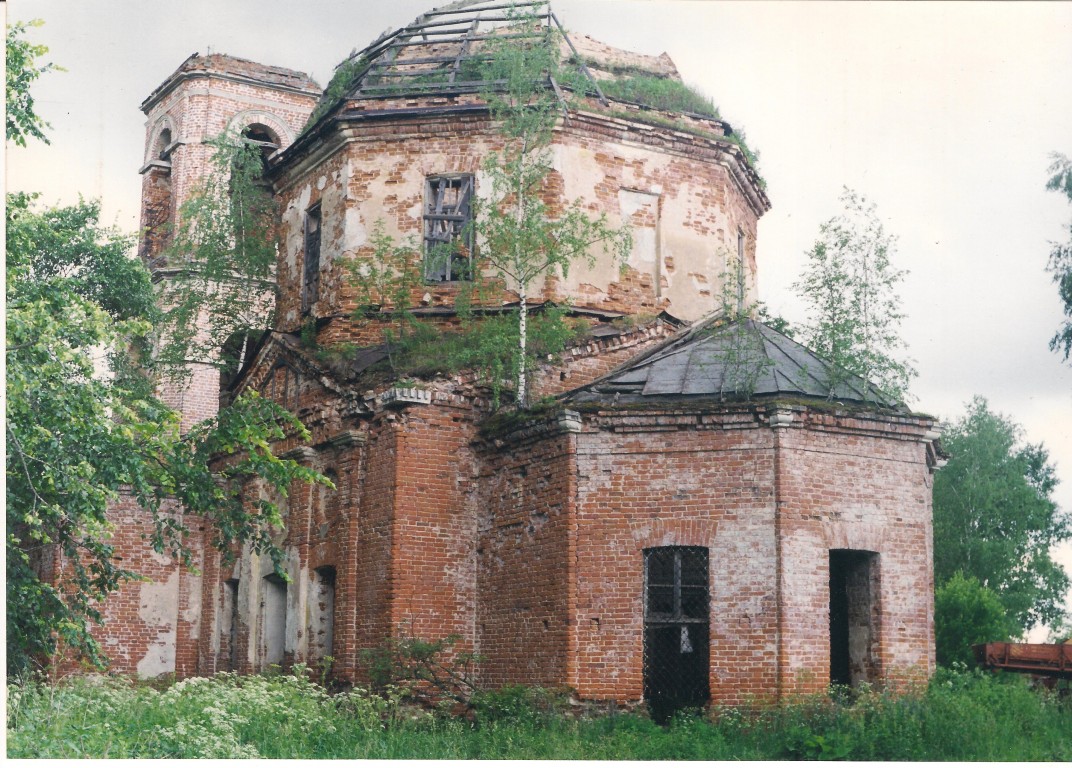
left=7, top=665, right=1070, bottom=760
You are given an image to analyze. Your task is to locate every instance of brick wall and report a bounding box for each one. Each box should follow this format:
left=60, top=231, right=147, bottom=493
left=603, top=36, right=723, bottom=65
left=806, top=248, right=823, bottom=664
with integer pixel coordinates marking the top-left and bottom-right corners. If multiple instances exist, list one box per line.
left=477, top=427, right=575, bottom=689
left=773, top=409, right=936, bottom=695
left=67, top=494, right=195, bottom=678
left=571, top=408, right=780, bottom=705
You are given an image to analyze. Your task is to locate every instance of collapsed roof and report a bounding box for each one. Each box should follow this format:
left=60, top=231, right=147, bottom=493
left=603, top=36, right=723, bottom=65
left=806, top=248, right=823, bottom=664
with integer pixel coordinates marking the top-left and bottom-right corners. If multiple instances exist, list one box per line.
left=301, top=0, right=719, bottom=133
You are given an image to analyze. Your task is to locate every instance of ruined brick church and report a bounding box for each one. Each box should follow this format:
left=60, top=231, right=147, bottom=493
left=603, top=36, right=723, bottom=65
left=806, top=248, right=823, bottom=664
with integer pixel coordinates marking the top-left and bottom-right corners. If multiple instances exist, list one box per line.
left=100, top=0, right=941, bottom=711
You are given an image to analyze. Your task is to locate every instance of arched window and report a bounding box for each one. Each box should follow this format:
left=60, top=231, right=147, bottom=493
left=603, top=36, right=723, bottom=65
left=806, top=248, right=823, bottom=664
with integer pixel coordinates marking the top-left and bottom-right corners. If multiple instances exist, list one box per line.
left=156, top=127, right=173, bottom=160
left=241, top=123, right=280, bottom=174
left=139, top=123, right=176, bottom=266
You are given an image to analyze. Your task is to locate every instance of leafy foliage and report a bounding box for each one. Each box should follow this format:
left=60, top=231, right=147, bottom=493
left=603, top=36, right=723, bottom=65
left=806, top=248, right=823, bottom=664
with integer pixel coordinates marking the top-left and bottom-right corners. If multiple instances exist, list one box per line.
left=934, top=573, right=1016, bottom=667
left=933, top=397, right=1071, bottom=633
left=792, top=188, right=916, bottom=402
left=5, top=35, right=328, bottom=673
left=1045, top=151, right=1072, bottom=361
left=360, top=634, right=480, bottom=710
left=344, top=220, right=424, bottom=371
left=6, top=20, right=59, bottom=146
left=155, top=132, right=279, bottom=379
left=6, top=194, right=323, bottom=673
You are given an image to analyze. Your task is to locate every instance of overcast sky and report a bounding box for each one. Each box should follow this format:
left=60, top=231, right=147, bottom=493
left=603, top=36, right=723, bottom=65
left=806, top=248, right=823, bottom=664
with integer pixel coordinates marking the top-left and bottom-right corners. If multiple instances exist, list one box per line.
left=7, top=0, right=1072, bottom=632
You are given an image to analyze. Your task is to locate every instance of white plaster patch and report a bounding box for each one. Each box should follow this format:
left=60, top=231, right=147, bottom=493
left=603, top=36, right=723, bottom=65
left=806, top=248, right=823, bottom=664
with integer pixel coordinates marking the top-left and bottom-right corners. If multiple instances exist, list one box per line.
left=137, top=628, right=177, bottom=678
left=139, top=571, right=178, bottom=626
left=137, top=571, right=179, bottom=677
left=345, top=206, right=367, bottom=249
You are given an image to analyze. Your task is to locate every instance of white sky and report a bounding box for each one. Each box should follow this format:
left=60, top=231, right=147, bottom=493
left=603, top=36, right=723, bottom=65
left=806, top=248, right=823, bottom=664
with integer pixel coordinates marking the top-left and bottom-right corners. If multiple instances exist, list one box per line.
left=7, top=0, right=1072, bottom=634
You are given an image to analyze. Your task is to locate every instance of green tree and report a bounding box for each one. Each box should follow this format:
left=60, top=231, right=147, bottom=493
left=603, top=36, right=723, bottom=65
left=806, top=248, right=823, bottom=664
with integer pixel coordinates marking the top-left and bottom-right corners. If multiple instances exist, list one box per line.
left=6, top=20, right=58, bottom=146
left=1045, top=151, right=1072, bottom=361
left=471, top=15, right=630, bottom=407
left=932, top=397, right=1071, bottom=634
left=6, top=28, right=326, bottom=674
left=934, top=572, right=1016, bottom=667
left=155, top=132, right=280, bottom=379
left=792, top=188, right=915, bottom=402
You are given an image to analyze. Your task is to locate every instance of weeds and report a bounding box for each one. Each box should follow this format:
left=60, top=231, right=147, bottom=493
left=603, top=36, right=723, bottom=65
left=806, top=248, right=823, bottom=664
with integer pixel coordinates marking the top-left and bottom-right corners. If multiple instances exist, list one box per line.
left=8, top=666, right=1071, bottom=760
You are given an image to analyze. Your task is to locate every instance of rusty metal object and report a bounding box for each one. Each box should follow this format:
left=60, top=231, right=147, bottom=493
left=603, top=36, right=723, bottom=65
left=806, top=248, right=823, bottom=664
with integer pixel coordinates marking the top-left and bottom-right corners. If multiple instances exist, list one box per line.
left=973, top=642, right=1072, bottom=680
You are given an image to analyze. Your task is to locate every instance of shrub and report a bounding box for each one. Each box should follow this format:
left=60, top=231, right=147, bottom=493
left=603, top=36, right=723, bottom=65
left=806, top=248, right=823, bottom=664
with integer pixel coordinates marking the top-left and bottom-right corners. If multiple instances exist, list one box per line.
left=935, top=572, right=1015, bottom=667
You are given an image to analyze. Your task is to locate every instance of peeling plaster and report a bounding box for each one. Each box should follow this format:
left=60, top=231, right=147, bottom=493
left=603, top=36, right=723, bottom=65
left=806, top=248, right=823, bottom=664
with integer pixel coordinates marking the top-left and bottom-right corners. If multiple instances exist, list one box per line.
left=137, top=571, right=179, bottom=676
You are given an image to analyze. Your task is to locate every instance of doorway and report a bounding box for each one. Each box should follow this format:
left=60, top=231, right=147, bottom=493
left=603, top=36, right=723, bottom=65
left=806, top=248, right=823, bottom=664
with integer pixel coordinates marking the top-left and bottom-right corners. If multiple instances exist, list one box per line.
left=829, top=549, right=878, bottom=687
left=643, top=547, right=710, bottom=722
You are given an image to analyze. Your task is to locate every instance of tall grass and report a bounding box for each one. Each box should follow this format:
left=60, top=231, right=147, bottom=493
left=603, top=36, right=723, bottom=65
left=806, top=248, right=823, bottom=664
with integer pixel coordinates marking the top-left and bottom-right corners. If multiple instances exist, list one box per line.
left=7, top=665, right=1070, bottom=760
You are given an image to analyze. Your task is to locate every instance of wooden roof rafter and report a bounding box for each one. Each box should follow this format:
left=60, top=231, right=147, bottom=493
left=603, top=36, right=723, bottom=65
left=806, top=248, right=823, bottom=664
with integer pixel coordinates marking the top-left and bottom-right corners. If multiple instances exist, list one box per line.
left=333, top=0, right=604, bottom=106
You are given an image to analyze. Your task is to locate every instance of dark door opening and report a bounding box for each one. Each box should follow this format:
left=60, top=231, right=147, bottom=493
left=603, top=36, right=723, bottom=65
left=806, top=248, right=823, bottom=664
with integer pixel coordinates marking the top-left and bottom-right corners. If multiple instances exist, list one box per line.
left=643, top=547, right=709, bottom=722
left=829, top=549, right=878, bottom=687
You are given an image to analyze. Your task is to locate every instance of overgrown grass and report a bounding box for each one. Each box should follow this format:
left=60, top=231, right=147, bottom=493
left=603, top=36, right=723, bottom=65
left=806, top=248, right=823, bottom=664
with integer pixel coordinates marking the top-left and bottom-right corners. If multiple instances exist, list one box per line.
left=599, top=74, right=719, bottom=118
left=7, top=666, right=1071, bottom=760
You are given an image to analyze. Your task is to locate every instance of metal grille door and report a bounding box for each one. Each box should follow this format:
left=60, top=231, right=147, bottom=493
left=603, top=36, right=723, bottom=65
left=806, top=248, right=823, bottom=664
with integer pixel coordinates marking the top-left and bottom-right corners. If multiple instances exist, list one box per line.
left=643, top=547, right=710, bottom=722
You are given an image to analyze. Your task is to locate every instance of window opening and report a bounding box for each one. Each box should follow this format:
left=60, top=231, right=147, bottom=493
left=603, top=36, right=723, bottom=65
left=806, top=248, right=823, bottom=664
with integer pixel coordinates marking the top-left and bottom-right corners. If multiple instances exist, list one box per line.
left=643, top=546, right=709, bottom=723
left=261, top=573, right=288, bottom=668
left=218, top=330, right=262, bottom=407
left=424, top=175, right=474, bottom=282
left=156, top=128, right=173, bottom=161
left=241, top=124, right=279, bottom=171
left=302, top=204, right=322, bottom=314
left=829, top=549, right=879, bottom=687
left=222, top=579, right=240, bottom=671
left=309, top=566, right=336, bottom=667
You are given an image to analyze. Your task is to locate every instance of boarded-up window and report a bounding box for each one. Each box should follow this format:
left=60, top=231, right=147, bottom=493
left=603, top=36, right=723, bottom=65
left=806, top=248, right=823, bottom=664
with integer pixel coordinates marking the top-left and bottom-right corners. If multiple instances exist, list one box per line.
left=302, top=204, right=322, bottom=314
left=424, top=175, right=473, bottom=282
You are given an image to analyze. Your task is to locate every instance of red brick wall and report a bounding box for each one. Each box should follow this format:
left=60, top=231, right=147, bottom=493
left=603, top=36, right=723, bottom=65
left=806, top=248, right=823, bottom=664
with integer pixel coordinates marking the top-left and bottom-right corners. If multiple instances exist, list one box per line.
left=773, top=410, right=936, bottom=695
left=389, top=401, right=479, bottom=652
left=75, top=494, right=198, bottom=678
left=570, top=409, right=780, bottom=705
left=477, top=428, right=576, bottom=689
left=472, top=403, right=935, bottom=706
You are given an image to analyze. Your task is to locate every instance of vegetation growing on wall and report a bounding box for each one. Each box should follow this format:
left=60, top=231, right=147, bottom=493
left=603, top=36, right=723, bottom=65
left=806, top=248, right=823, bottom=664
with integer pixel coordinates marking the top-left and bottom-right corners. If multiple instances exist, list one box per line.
left=598, top=73, right=719, bottom=117
left=155, top=131, right=279, bottom=380
left=301, top=56, right=368, bottom=132
left=471, top=14, right=631, bottom=407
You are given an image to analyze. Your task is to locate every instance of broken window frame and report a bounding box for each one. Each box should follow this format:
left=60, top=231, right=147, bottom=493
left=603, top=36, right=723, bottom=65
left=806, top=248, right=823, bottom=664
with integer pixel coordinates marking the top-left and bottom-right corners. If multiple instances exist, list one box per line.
left=302, top=203, right=322, bottom=314
left=423, top=174, right=474, bottom=283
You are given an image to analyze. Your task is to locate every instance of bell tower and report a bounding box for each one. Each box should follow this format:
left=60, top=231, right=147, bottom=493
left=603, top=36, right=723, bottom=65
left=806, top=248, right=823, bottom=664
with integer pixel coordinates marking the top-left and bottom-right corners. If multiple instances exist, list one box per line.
left=137, top=52, right=320, bottom=429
